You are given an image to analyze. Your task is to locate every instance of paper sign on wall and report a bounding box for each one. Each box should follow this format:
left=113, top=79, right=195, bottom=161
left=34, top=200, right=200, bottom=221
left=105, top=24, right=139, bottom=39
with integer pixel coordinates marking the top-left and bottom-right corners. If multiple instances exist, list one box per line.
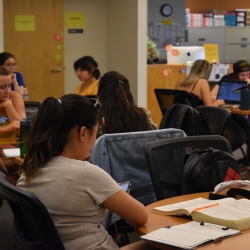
left=66, top=12, right=84, bottom=28
left=15, top=15, right=35, bottom=31
left=203, top=44, right=220, bottom=64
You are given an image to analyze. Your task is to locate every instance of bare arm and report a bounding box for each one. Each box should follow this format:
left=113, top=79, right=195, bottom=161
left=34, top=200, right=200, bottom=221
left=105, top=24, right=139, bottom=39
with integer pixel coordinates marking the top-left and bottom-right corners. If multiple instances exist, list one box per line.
left=210, top=84, right=219, bottom=101
left=102, top=190, right=148, bottom=226
left=10, top=73, right=24, bottom=95
left=200, top=80, right=224, bottom=107
left=4, top=91, right=25, bottom=121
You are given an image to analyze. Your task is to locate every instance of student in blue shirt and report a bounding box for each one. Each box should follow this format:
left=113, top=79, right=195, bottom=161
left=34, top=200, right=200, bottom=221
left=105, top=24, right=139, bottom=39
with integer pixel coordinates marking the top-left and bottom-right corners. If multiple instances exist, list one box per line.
left=0, top=52, right=25, bottom=96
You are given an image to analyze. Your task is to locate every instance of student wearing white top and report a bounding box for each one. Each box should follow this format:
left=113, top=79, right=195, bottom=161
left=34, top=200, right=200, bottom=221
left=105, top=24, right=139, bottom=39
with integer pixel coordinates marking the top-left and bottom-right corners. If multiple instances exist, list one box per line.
left=17, top=94, right=148, bottom=250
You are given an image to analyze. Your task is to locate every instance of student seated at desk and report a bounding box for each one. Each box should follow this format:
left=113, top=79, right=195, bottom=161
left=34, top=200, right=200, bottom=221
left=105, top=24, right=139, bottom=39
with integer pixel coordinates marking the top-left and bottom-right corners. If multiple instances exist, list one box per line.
left=0, top=66, right=25, bottom=138
left=97, top=71, right=157, bottom=136
left=210, top=60, right=250, bottom=101
left=0, top=52, right=25, bottom=96
left=176, top=59, right=250, bottom=158
left=175, top=59, right=225, bottom=107
left=17, top=94, right=148, bottom=250
left=74, top=56, right=100, bottom=96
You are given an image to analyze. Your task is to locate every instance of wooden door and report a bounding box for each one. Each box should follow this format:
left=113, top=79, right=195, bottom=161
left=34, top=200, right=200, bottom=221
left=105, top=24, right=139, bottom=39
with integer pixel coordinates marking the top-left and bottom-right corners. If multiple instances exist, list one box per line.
left=3, top=0, right=64, bottom=102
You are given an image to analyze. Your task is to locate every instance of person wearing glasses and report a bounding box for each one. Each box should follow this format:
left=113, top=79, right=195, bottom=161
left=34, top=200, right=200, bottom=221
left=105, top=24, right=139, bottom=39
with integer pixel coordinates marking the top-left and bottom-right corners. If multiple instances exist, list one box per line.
left=0, top=52, right=25, bottom=96
left=0, top=66, right=25, bottom=138
left=17, top=94, right=148, bottom=250
left=74, top=56, right=100, bottom=96
left=97, top=71, right=157, bottom=136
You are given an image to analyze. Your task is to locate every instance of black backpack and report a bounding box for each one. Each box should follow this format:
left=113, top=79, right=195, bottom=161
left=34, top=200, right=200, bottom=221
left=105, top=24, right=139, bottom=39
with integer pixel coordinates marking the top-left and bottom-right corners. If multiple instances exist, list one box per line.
left=181, top=148, right=241, bottom=195
left=160, top=104, right=211, bottom=136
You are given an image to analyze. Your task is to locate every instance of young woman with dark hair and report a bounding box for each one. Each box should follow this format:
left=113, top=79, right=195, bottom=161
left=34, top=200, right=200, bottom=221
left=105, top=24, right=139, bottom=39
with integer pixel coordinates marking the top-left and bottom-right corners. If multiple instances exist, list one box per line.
left=97, top=71, right=157, bottom=135
left=17, top=94, right=147, bottom=250
left=74, top=56, right=100, bottom=96
left=0, top=52, right=25, bottom=95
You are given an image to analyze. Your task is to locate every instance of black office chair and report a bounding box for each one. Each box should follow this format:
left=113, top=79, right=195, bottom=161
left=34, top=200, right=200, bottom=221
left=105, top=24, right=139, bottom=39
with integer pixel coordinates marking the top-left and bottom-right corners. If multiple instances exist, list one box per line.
left=24, top=101, right=42, bottom=117
left=84, top=95, right=97, bottom=99
left=144, top=135, right=232, bottom=201
left=0, top=172, right=65, bottom=250
left=154, top=89, right=195, bottom=115
left=195, top=106, right=231, bottom=136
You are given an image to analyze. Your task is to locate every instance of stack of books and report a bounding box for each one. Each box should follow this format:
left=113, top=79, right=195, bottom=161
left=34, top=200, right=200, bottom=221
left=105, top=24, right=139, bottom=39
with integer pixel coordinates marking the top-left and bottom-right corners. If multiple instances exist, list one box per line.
left=214, top=15, right=225, bottom=26
left=246, top=9, right=250, bottom=26
left=235, top=9, right=246, bottom=26
left=189, top=13, right=203, bottom=27
left=225, top=12, right=236, bottom=26
left=202, top=12, right=214, bottom=27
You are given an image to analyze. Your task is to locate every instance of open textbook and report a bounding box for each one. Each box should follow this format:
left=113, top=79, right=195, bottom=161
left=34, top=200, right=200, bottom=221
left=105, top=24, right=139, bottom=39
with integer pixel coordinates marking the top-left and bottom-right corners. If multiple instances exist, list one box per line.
left=141, top=221, right=241, bottom=250
left=152, top=197, right=250, bottom=230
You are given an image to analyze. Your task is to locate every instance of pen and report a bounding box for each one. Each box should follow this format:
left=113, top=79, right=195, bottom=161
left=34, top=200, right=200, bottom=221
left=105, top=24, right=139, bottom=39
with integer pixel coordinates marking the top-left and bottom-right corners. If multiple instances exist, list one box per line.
left=192, top=203, right=219, bottom=212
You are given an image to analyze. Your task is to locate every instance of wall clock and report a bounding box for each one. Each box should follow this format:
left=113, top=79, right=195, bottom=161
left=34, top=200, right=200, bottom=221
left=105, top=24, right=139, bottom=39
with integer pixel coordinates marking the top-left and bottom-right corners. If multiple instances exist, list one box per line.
left=160, top=4, right=173, bottom=17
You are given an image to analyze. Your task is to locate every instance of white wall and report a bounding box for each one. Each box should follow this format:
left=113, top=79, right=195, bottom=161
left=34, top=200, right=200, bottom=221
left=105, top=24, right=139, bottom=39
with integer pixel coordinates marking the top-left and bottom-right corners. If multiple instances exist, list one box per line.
left=0, top=0, right=3, bottom=51
left=64, top=0, right=107, bottom=94
left=106, top=0, right=147, bottom=106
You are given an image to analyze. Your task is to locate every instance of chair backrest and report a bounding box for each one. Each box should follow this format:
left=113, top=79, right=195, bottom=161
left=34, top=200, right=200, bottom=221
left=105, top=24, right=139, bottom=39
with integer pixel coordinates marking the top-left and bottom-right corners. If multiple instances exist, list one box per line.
left=84, top=95, right=97, bottom=99
left=159, top=104, right=211, bottom=136
left=144, top=135, right=232, bottom=201
left=24, top=101, right=42, bottom=117
left=196, top=106, right=231, bottom=135
left=154, top=89, right=195, bottom=115
left=0, top=172, right=65, bottom=250
left=90, top=128, right=186, bottom=206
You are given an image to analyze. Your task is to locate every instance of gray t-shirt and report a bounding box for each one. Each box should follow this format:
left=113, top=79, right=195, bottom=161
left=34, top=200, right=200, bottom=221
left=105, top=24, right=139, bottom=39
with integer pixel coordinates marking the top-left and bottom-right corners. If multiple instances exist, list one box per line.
left=17, top=156, right=121, bottom=250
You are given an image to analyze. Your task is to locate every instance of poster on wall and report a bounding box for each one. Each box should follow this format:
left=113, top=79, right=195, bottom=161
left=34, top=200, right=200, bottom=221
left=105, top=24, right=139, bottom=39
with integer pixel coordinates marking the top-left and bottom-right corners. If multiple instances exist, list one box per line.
left=15, top=15, right=35, bottom=32
left=66, top=12, right=84, bottom=33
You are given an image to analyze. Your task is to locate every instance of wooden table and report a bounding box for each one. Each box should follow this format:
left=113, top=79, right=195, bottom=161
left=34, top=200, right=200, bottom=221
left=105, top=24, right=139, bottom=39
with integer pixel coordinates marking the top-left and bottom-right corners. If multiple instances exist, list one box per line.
left=135, top=192, right=250, bottom=249
left=228, top=107, right=250, bottom=116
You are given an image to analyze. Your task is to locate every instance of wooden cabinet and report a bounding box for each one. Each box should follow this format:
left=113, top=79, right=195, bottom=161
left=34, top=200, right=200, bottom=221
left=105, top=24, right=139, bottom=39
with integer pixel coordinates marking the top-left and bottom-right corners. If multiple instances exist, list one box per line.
left=147, top=64, right=187, bottom=126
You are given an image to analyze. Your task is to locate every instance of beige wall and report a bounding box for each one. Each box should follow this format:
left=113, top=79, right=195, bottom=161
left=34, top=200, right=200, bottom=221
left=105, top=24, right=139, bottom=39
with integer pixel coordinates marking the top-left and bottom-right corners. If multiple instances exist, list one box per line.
left=106, top=0, right=147, bottom=106
left=64, top=0, right=107, bottom=94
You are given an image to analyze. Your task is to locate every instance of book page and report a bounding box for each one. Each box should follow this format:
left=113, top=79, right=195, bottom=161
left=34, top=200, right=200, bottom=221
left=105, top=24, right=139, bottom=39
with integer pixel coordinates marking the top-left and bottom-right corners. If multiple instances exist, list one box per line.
left=153, top=197, right=235, bottom=215
left=3, top=148, right=20, bottom=158
left=141, top=221, right=240, bottom=250
left=192, top=199, right=250, bottom=230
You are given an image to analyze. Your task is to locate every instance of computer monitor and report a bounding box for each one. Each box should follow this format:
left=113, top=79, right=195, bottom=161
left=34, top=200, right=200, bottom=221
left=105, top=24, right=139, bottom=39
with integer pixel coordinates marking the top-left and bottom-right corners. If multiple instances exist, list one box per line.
left=167, top=46, right=205, bottom=64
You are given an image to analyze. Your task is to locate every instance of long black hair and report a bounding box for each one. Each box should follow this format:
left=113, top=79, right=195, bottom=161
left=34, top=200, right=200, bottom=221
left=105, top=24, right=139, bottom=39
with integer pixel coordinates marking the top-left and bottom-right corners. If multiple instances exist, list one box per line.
left=0, top=52, right=15, bottom=65
left=20, top=94, right=99, bottom=183
left=98, top=71, right=150, bottom=134
left=74, top=56, right=100, bottom=79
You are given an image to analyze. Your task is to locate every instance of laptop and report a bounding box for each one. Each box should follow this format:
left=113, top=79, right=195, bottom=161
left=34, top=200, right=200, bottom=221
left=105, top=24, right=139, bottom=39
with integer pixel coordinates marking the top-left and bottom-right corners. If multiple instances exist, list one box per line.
left=216, top=80, right=247, bottom=107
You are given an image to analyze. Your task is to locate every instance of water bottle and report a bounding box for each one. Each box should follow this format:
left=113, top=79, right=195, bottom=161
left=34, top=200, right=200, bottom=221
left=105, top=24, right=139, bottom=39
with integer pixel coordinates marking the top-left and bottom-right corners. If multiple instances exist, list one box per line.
left=20, top=117, right=32, bottom=158
left=23, top=87, right=29, bottom=101
left=240, top=86, right=250, bottom=110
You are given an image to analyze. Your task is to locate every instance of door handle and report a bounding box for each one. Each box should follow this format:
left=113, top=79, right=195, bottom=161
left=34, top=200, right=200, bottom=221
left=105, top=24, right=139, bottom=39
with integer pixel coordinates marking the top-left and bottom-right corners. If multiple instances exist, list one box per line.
left=50, top=68, right=61, bottom=73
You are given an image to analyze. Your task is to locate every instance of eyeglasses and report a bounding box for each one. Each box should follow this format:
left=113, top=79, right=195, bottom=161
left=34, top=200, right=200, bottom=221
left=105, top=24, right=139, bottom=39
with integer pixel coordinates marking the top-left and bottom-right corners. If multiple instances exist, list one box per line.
left=78, top=98, right=101, bottom=132
left=3, top=63, right=18, bottom=68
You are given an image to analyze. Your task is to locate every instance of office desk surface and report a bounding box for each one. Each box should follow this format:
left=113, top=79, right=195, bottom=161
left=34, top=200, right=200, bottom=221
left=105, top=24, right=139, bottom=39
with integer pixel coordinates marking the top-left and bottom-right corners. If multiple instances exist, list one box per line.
left=135, top=192, right=250, bottom=250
